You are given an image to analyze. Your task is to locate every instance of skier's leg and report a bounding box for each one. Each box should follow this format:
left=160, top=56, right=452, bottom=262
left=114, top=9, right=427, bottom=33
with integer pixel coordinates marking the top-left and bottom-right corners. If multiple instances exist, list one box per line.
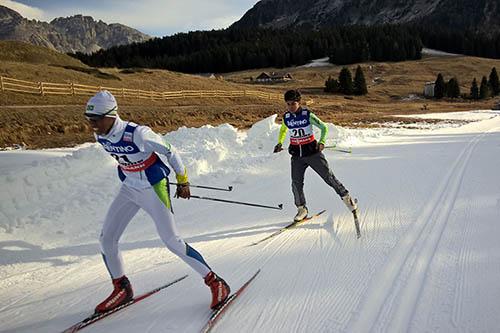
left=143, top=179, right=211, bottom=277
left=99, top=185, right=140, bottom=278
left=291, top=156, right=308, bottom=207
left=144, top=179, right=230, bottom=309
left=96, top=185, right=139, bottom=313
left=308, top=152, right=357, bottom=212
left=307, top=152, right=348, bottom=197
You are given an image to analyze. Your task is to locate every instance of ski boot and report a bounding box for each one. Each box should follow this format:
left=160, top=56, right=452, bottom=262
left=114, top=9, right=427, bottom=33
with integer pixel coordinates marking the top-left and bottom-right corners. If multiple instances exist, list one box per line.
left=95, top=275, right=133, bottom=314
left=204, top=271, right=230, bottom=310
left=341, top=194, right=358, bottom=213
left=294, top=205, right=308, bottom=222
left=342, top=194, right=361, bottom=238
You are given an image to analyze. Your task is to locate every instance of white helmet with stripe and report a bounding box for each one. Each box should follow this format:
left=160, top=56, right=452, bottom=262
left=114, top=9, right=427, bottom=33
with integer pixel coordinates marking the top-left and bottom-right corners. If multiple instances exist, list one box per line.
left=85, top=90, right=118, bottom=118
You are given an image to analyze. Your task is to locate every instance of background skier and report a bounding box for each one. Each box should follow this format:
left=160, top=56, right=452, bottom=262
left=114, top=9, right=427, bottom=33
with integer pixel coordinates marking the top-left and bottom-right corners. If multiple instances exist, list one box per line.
left=273, top=89, right=358, bottom=221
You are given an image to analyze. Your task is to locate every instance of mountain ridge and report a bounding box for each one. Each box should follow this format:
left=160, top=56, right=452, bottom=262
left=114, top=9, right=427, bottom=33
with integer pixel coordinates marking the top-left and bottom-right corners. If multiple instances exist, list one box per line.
left=0, top=5, right=151, bottom=54
left=231, top=0, right=500, bottom=34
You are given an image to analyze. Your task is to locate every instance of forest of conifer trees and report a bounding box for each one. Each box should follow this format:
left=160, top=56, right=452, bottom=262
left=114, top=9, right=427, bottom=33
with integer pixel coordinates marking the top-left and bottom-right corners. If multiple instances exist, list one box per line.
left=70, top=23, right=499, bottom=74
left=70, top=25, right=422, bottom=73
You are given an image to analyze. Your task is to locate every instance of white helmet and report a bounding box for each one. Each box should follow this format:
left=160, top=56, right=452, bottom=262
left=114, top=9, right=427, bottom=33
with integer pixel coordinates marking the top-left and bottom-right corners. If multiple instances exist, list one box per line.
left=85, top=90, right=118, bottom=118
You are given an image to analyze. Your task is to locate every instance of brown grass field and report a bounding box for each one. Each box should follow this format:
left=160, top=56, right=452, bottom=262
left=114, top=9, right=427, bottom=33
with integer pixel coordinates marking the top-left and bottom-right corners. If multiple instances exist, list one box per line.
left=0, top=41, right=498, bottom=149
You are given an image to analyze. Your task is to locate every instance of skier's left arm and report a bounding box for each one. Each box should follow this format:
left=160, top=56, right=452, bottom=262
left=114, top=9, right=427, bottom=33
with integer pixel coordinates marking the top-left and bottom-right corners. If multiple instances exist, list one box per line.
left=309, top=113, right=328, bottom=149
left=136, top=126, right=189, bottom=186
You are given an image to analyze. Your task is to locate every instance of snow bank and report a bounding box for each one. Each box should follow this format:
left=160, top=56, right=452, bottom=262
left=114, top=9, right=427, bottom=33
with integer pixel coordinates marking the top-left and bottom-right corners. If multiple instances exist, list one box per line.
left=0, top=112, right=491, bottom=235
left=398, top=110, right=498, bottom=121
left=0, top=115, right=360, bottom=234
left=0, top=145, right=116, bottom=233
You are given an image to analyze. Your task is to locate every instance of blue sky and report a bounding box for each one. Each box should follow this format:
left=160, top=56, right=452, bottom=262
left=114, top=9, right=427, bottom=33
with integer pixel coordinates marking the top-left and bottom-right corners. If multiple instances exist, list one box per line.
left=0, top=0, right=259, bottom=37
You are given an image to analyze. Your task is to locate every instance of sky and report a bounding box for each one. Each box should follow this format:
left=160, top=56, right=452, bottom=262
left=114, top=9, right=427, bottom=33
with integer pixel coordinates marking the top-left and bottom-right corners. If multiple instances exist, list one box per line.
left=0, top=0, right=259, bottom=37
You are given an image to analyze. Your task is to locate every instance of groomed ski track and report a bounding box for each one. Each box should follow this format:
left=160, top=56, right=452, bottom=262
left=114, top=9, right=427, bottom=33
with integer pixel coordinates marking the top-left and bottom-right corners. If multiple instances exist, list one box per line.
left=1, top=113, right=500, bottom=332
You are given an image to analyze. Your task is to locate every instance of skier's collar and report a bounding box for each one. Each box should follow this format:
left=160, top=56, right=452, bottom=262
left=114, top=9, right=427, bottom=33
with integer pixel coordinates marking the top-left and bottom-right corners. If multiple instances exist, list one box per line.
left=99, top=115, right=126, bottom=139
left=290, top=107, right=304, bottom=116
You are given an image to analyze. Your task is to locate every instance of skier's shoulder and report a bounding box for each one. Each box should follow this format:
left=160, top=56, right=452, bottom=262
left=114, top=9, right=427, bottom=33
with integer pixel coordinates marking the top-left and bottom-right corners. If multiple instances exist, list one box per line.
left=124, top=121, right=140, bottom=131
left=128, top=122, right=156, bottom=137
left=300, top=106, right=312, bottom=114
left=282, top=109, right=308, bottom=119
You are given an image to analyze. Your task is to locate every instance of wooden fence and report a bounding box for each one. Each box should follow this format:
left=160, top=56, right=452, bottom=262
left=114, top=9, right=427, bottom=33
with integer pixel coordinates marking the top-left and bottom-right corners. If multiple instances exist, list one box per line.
left=0, top=76, right=282, bottom=102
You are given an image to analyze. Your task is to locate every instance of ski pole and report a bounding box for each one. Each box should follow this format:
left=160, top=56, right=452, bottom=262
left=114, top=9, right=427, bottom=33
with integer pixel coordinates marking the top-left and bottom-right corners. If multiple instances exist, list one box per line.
left=189, top=195, right=283, bottom=210
left=324, top=145, right=352, bottom=153
left=170, top=183, right=233, bottom=192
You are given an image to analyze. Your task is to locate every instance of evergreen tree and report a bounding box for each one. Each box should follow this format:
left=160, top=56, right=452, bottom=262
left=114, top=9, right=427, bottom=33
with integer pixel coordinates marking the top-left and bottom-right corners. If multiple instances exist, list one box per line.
left=480, top=76, right=491, bottom=99
left=446, top=77, right=460, bottom=98
left=324, top=76, right=340, bottom=93
left=489, top=67, right=500, bottom=96
left=353, top=65, right=368, bottom=95
left=434, top=73, right=446, bottom=99
left=470, top=78, right=479, bottom=99
left=338, top=67, right=354, bottom=95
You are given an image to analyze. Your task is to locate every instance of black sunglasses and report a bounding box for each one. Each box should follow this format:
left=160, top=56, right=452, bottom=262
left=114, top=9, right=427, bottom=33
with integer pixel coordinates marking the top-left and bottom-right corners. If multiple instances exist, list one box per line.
left=84, top=106, right=117, bottom=121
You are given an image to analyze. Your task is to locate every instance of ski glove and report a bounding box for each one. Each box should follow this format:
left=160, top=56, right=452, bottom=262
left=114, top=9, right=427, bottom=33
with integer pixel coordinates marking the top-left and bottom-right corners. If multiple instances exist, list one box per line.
left=175, top=183, right=191, bottom=199
left=317, top=143, right=325, bottom=152
left=273, top=143, right=283, bottom=153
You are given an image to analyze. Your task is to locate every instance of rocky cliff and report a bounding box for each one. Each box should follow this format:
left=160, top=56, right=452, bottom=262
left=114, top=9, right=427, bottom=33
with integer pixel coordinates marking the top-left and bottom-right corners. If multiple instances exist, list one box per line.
left=231, top=0, right=500, bottom=34
left=0, top=5, right=151, bottom=54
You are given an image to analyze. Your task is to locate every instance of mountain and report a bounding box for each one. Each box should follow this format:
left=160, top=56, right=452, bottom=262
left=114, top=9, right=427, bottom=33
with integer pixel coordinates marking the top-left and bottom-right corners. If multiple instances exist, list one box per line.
left=231, top=0, right=500, bottom=34
left=0, top=5, right=151, bottom=54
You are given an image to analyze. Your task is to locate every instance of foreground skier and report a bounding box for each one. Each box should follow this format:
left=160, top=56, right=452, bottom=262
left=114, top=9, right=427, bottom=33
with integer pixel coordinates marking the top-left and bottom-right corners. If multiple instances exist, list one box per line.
left=84, top=90, right=230, bottom=313
left=273, top=89, right=358, bottom=221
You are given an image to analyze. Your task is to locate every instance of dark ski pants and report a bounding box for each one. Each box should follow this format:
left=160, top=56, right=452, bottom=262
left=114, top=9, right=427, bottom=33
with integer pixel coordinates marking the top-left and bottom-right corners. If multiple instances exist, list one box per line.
left=291, top=152, right=348, bottom=207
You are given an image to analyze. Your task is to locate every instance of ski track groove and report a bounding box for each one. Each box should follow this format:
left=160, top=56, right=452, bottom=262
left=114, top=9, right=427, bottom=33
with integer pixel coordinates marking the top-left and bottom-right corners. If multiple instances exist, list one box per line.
left=238, top=213, right=362, bottom=332
left=451, top=201, right=472, bottom=332
left=319, top=212, right=371, bottom=331
left=326, top=204, right=380, bottom=330
left=0, top=264, right=81, bottom=313
left=387, top=131, right=487, bottom=333
left=315, top=228, right=358, bottom=332
left=348, top=131, right=485, bottom=333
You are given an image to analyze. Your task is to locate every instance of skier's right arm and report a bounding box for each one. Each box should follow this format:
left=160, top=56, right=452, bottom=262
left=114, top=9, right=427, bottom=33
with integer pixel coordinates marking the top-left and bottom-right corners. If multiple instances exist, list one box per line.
left=274, top=123, right=288, bottom=153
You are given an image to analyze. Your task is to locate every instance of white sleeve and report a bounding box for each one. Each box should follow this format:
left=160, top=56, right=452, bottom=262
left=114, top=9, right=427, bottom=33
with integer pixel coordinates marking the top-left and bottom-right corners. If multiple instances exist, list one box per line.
left=134, top=126, right=185, bottom=176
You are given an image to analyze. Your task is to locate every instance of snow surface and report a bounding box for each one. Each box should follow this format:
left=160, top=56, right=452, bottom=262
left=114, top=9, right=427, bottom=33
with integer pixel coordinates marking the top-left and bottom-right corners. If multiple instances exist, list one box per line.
left=300, top=57, right=333, bottom=68
left=1, top=111, right=500, bottom=332
left=421, top=48, right=461, bottom=57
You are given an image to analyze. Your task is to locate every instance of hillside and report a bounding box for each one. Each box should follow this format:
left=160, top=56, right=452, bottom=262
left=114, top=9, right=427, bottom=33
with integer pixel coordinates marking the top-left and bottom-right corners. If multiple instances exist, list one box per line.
left=0, top=40, right=86, bottom=66
left=232, top=0, right=500, bottom=34
left=0, top=5, right=151, bottom=53
left=0, top=41, right=498, bottom=149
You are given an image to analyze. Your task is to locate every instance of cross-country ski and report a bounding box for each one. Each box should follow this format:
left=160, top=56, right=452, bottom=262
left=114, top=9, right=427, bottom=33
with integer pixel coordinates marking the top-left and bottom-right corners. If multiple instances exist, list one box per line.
left=249, top=210, right=326, bottom=246
left=201, top=269, right=261, bottom=333
left=61, top=275, right=188, bottom=333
